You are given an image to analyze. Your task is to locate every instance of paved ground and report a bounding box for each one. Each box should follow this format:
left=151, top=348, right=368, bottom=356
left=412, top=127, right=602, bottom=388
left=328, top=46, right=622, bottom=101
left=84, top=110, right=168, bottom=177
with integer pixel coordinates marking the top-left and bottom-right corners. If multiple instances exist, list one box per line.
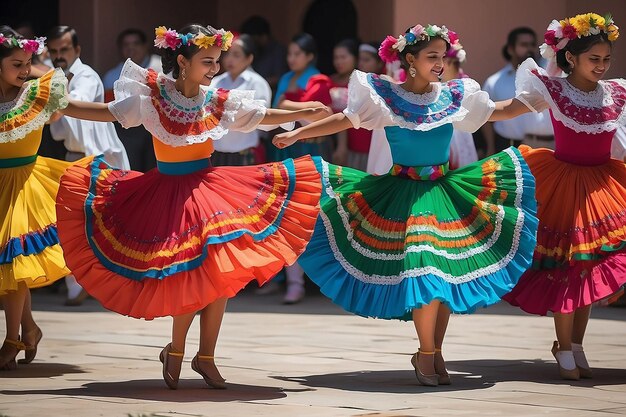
left=1, top=287, right=625, bottom=417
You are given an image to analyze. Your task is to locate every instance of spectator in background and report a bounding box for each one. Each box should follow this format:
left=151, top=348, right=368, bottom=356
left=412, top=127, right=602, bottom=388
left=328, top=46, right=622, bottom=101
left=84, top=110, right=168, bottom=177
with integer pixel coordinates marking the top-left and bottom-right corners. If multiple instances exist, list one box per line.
left=102, top=28, right=160, bottom=172
left=46, top=25, right=130, bottom=306
left=102, top=28, right=162, bottom=101
left=482, top=27, right=554, bottom=155
left=211, top=34, right=272, bottom=166
left=239, top=15, right=287, bottom=91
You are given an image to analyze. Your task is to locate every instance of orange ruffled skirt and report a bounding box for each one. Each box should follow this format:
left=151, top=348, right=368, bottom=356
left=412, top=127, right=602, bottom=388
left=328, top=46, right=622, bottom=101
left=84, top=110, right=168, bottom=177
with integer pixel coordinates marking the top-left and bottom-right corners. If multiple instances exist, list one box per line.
left=56, top=155, right=321, bottom=319
left=504, top=146, right=626, bottom=315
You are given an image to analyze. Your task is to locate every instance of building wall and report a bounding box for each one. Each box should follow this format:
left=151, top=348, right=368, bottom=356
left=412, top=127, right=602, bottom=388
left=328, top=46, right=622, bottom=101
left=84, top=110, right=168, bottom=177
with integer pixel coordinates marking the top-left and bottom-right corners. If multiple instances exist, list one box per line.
left=60, top=0, right=624, bottom=83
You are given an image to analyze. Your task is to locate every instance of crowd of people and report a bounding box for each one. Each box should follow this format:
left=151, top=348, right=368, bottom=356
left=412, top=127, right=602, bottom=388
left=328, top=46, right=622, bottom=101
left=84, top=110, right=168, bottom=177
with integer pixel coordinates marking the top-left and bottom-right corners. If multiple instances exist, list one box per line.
left=0, top=11, right=625, bottom=391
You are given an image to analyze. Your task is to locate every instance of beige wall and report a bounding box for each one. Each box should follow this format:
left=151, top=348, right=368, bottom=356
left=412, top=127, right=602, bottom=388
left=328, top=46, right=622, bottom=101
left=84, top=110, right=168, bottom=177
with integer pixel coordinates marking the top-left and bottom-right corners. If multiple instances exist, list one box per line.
left=60, top=0, right=624, bottom=83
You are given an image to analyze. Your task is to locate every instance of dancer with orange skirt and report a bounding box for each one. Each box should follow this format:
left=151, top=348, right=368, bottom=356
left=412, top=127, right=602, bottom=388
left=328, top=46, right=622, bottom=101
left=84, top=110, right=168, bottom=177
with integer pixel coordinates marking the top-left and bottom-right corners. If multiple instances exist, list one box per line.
left=493, top=12, right=625, bottom=380
left=55, top=24, right=326, bottom=389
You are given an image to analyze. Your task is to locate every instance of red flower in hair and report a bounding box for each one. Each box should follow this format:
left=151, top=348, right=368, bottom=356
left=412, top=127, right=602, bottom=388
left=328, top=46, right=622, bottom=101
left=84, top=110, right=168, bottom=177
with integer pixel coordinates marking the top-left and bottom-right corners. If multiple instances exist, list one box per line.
left=544, top=30, right=558, bottom=46
left=562, top=24, right=578, bottom=40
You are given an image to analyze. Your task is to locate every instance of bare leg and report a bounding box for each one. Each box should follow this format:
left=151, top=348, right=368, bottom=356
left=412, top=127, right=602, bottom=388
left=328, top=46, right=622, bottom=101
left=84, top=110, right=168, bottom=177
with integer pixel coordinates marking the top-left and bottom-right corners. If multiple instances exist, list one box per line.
left=0, top=282, right=28, bottom=369
left=434, top=304, right=451, bottom=376
left=195, top=298, right=228, bottom=382
left=553, top=312, right=574, bottom=351
left=412, top=300, right=440, bottom=375
left=21, top=289, right=37, bottom=335
left=572, top=305, right=591, bottom=345
left=171, top=311, right=196, bottom=353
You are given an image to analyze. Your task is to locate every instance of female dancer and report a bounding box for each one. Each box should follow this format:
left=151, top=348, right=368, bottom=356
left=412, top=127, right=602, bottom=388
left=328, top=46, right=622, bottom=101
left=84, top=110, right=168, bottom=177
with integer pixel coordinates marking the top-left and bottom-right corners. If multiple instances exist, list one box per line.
left=493, top=13, right=626, bottom=380
left=0, top=27, right=70, bottom=369
left=273, top=24, right=538, bottom=386
left=55, top=24, right=326, bottom=389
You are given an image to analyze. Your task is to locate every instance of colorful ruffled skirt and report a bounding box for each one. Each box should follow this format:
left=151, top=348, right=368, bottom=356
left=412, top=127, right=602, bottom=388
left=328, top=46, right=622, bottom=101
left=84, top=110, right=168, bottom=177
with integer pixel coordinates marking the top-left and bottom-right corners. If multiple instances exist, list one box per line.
left=0, top=155, right=71, bottom=294
left=299, top=147, right=538, bottom=320
left=504, top=146, right=626, bottom=315
left=55, top=155, right=321, bottom=319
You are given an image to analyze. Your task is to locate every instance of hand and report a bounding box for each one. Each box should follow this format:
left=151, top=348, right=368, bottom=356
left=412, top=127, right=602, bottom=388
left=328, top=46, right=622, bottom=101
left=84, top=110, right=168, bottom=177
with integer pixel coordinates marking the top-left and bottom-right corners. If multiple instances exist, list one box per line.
left=272, top=131, right=299, bottom=149
left=47, top=110, right=64, bottom=124
left=303, top=105, right=333, bottom=123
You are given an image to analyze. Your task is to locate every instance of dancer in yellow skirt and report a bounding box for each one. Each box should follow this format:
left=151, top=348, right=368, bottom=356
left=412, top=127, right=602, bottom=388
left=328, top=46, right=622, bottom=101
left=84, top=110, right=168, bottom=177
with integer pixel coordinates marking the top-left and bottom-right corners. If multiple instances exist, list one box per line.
left=0, top=26, right=71, bottom=369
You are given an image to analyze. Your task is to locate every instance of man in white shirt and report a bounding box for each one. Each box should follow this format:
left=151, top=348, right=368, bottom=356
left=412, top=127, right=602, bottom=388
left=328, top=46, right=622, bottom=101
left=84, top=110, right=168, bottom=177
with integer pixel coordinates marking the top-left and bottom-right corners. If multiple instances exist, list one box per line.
left=482, top=27, right=554, bottom=155
left=46, top=26, right=130, bottom=305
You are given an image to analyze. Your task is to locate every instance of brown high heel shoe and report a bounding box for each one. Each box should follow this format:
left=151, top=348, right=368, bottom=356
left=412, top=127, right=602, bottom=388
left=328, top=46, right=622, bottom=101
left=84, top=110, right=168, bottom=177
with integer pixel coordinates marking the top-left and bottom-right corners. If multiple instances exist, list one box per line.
left=410, top=350, right=439, bottom=387
left=435, top=348, right=451, bottom=385
left=191, top=354, right=226, bottom=389
left=18, top=326, right=42, bottom=365
left=159, top=343, right=184, bottom=390
left=0, top=339, right=26, bottom=371
left=551, top=341, right=580, bottom=380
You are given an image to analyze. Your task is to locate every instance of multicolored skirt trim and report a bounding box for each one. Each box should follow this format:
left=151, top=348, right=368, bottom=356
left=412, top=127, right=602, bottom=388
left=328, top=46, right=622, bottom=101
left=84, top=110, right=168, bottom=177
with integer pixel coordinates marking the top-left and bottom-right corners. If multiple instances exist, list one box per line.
left=504, top=146, right=626, bottom=315
left=56, top=155, right=321, bottom=319
left=0, top=155, right=71, bottom=294
left=299, top=147, right=538, bottom=320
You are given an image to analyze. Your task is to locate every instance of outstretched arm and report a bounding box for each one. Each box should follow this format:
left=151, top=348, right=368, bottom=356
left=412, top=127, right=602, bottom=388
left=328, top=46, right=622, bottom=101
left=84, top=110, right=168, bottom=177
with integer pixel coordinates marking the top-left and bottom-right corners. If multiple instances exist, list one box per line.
left=261, top=106, right=332, bottom=125
left=61, top=99, right=117, bottom=122
left=272, top=113, right=354, bottom=149
left=489, top=98, right=531, bottom=122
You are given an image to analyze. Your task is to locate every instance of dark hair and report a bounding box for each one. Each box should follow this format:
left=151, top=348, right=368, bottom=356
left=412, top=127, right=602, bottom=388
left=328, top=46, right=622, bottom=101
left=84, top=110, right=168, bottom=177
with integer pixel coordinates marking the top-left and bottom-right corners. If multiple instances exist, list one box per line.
left=160, top=24, right=218, bottom=79
left=116, top=28, right=147, bottom=48
left=398, top=27, right=450, bottom=70
left=334, top=38, right=359, bottom=59
left=46, top=25, right=79, bottom=47
left=240, top=15, right=271, bottom=37
left=502, top=27, right=536, bottom=61
left=0, top=25, right=23, bottom=61
left=234, top=33, right=256, bottom=57
left=556, top=32, right=612, bottom=74
left=291, top=32, right=317, bottom=59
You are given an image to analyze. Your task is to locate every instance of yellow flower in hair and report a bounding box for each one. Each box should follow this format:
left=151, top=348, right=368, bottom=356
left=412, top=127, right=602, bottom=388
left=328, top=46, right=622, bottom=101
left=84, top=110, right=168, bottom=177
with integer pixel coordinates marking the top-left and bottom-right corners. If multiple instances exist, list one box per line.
left=572, top=14, right=591, bottom=35
left=590, top=13, right=606, bottom=28
left=193, top=33, right=215, bottom=49
left=221, top=31, right=234, bottom=51
left=608, top=24, right=619, bottom=41
left=155, top=26, right=168, bottom=38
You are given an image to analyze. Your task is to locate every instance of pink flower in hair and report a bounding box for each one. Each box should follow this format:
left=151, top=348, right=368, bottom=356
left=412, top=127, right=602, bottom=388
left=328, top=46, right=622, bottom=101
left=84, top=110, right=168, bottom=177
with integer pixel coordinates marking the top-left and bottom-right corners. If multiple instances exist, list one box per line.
left=21, top=40, right=40, bottom=54
left=0, top=34, right=5, bottom=45
left=378, top=35, right=399, bottom=63
left=544, top=30, right=557, bottom=46
left=448, top=30, right=459, bottom=45
left=562, top=24, right=578, bottom=40
left=409, top=24, right=425, bottom=39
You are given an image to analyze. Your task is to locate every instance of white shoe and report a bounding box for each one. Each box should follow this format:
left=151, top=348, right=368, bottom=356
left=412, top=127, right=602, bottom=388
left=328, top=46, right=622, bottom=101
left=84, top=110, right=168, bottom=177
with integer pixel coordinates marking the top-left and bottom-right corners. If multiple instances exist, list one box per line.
left=283, top=284, right=305, bottom=304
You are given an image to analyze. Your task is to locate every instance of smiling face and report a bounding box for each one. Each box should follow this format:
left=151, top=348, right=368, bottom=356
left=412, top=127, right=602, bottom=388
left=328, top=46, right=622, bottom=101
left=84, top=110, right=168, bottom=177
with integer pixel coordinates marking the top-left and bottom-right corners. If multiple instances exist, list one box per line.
left=569, top=41, right=612, bottom=83
left=177, top=45, right=222, bottom=86
left=0, top=48, right=32, bottom=89
left=406, top=37, right=447, bottom=82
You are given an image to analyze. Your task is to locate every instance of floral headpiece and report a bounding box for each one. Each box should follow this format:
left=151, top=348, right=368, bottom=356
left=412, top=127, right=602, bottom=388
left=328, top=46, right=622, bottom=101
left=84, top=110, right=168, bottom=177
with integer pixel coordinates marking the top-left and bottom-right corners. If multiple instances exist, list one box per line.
left=540, top=12, right=619, bottom=60
left=154, top=26, right=234, bottom=51
left=378, top=24, right=450, bottom=63
left=0, top=35, right=46, bottom=55
left=444, top=30, right=466, bottom=63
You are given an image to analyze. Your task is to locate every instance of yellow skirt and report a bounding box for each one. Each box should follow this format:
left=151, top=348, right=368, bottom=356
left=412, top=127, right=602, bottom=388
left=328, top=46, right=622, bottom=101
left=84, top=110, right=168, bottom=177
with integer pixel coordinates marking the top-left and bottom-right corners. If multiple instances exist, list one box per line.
left=0, top=156, right=71, bottom=294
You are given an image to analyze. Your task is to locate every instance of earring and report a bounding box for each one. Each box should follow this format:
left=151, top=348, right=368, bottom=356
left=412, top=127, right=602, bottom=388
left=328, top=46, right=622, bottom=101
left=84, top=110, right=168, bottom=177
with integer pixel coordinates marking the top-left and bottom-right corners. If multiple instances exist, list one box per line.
left=408, top=66, right=417, bottom=78
left=181, top=68, right=187, bottom=81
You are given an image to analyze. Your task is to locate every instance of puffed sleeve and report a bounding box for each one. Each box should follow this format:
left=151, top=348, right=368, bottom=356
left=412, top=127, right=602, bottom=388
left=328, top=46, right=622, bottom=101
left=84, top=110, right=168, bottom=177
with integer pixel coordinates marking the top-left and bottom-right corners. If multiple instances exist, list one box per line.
left=343, top=70, right=395, bottom=130
left=514, top=58, right=550, bottom=113
left=107, top=59, right=152, bottom=128
left=451, top=78, right=496, bottom=133
left=218, top=89, right=267, bottom=133
left=300, top=74, right=333, bottom=105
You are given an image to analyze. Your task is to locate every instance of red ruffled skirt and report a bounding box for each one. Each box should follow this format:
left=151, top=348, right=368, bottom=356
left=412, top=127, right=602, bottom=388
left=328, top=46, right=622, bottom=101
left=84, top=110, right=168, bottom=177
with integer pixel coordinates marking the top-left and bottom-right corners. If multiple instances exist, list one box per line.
left=56, top=155, right=321, bottom=319
left=504, top=146, right=626, bottom=315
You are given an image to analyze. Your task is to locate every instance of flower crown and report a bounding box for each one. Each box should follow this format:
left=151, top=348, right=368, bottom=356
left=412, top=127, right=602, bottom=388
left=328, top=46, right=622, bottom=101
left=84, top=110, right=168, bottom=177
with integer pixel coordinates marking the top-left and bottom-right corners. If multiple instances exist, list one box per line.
left=378, top=24, right=450, bottom=63
left=0, top=34, right=46, bottom=55
left=154, top=26, right=234, bottom=51
left=540, top=12, right=619, bottom=60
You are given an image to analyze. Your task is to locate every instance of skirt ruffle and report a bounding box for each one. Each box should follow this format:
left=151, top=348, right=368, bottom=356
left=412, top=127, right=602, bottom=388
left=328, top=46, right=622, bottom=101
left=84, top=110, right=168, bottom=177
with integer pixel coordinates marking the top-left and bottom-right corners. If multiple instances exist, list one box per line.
left=56, top=155, right=321, bottom=319
left=0, top=156, right=71, bottom=294
left=299, top=147, right=538, bottom=320
left=503, top=146, right=626, bottom=315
